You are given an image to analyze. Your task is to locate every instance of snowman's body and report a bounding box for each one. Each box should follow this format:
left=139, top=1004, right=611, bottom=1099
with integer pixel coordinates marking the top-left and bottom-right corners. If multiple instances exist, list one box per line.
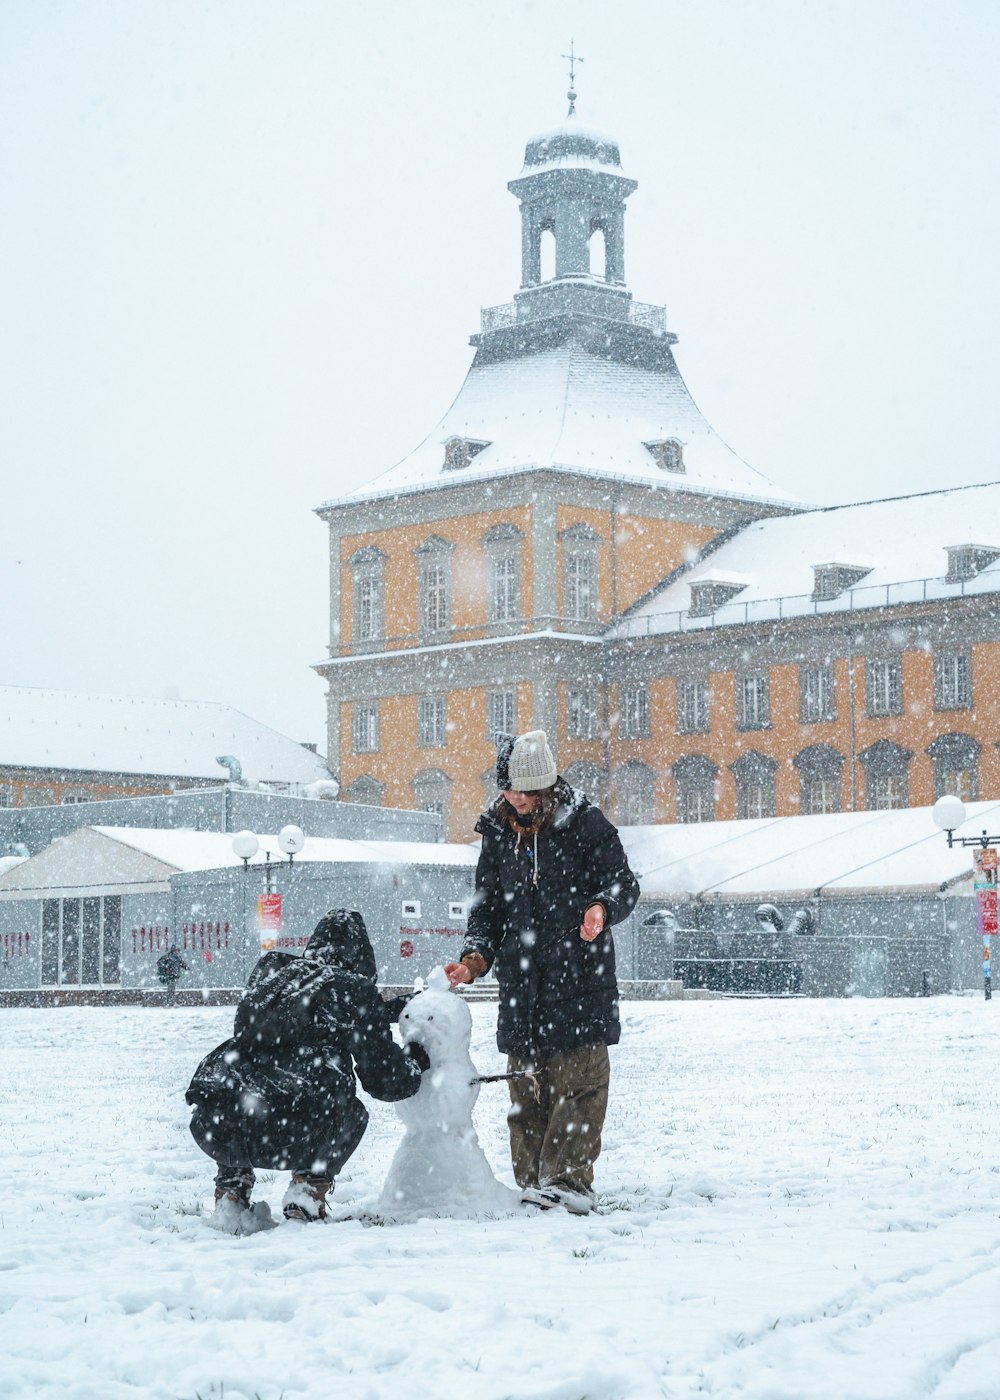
left=379, top=967, right=518, bottom=1219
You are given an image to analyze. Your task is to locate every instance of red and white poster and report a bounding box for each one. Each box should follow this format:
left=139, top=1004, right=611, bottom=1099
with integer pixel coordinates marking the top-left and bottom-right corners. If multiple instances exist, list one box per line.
left=257, top=893, right=282, bottom=951
left=974, top=849, right=998, bottom=937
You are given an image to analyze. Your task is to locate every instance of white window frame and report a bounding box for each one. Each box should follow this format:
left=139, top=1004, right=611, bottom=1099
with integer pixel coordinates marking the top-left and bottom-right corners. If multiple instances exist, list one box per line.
left=866, top=658, right=902, bottom=717
left=676, top=677, right=709, bottom=734
left=567, top=688, right=599, bottom=740
left=736, top=673, right=770, bottom=730
left=417, top=695, right=446, bottom=748
left=621, top=684, right=650, bottom=740
left=800, top=662, right=835, bottom=723
left=487, top=689, right=517, bottom=741
left=351, top=702, right=379, bottom=754
left=933, top=651, right=971, bottom=710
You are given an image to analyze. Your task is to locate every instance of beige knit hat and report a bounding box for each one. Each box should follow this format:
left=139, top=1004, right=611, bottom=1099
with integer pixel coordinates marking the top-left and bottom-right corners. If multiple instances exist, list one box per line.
left=507, top=730, right=557, bottom=792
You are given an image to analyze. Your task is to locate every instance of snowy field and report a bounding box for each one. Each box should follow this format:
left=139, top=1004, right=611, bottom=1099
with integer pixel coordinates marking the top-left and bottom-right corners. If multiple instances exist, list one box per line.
left=1, top=996, right=998, bottom=1400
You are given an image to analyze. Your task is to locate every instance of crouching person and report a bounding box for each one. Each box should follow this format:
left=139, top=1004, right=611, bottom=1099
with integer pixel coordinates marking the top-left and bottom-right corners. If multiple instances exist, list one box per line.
left=186, top=907, right=428, bottom=1230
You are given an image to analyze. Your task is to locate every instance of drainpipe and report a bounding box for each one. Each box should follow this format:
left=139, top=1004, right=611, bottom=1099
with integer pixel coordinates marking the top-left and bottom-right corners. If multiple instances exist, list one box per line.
left=847, top=632, right=857, bottom=810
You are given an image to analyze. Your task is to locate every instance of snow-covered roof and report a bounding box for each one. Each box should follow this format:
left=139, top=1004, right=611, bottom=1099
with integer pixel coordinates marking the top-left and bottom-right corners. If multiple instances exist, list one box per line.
left=0, top=825, right=479, bottom=894
left=93, top=827, right=478, bottom=873
left=612, top=480, right=1000, bottom=637
left=621, top=803, right=1000, bottom=900
left=327, top=343, right=799, bottom=511
left=0, top=686, right=332, bottom=785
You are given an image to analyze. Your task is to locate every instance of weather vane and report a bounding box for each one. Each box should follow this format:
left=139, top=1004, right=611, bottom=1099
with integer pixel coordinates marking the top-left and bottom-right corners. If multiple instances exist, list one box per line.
left=561, top=40, right=584, bottom=116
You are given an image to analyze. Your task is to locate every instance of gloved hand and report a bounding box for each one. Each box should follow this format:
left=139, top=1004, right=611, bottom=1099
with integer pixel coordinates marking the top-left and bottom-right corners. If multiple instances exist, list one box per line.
left=403, top=1041, right=431, bottom=1073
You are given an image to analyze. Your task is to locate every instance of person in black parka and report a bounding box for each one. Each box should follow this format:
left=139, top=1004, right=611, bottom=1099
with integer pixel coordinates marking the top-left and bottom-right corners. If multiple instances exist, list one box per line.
left=186, top=907, right=427, bottom=1226
left=445, top=730, right=639, bottom=1215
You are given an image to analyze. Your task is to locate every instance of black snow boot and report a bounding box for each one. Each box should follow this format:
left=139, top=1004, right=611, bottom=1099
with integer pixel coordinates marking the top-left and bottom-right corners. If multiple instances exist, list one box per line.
left=282, top=1172, right=332, bottom=1222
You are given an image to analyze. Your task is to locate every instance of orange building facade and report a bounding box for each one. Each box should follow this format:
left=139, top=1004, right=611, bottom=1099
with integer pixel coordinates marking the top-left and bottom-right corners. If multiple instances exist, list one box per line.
left=315, top=115, right=998, bottom=840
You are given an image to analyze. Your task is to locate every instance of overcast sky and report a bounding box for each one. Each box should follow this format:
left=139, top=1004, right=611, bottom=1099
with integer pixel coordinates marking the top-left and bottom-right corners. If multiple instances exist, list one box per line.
left=2, top=0, right=997, bottom=760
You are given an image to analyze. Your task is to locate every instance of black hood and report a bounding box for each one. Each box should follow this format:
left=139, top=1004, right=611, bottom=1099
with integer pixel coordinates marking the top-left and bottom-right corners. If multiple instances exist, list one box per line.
left=306, top=908, right=377, bottom=981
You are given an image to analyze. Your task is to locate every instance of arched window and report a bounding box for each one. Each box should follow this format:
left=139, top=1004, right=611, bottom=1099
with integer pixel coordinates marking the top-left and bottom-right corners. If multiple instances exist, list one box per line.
left=342, top=775, right=384, bottom=807
left=672, top=755, right=717, bottom=824
left=927, top=733, right=980, bottom=802
left=589, top=224, right=607, bottom=279
left=859, top=740, right=913, bottom=810
left=793, top=744, right=844, bottom=814
left=539, top=224, right=556, bottom=281
left=731, top=751, right=778, bottom=820
left=612, top=762, right=656, bottom=826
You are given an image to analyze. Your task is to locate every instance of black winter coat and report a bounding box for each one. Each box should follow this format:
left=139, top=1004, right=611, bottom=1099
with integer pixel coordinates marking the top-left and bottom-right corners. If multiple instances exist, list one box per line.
left=462, top=781, right=640, bottom=1058
left=186, top=909, right=421, bottom=1174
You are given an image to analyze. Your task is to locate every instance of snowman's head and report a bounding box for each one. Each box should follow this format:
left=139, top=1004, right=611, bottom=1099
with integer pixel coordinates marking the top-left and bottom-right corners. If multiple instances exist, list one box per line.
left=398, top=968, right=472, bottom=1064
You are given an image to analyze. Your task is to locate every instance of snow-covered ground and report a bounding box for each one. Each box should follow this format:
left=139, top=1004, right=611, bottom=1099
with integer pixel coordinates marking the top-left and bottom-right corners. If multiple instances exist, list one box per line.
left=1, top=997, right=998, bottom=1400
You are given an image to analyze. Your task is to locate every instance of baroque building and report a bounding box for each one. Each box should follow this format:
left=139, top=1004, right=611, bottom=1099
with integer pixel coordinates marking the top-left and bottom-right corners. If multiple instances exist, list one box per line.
left=315, top=113, right=1000, bottom=839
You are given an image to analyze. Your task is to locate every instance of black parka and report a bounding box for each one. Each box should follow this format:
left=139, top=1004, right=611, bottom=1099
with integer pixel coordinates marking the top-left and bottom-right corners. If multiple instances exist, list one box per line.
left=462, top=781, right=640, bottom=1058
left=186, top=909, right=421, bottom=1174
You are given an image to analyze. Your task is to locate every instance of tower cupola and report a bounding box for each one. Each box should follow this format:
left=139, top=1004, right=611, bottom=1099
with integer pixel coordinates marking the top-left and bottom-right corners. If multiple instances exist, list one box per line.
left=507, top=114, right=638, bottom=322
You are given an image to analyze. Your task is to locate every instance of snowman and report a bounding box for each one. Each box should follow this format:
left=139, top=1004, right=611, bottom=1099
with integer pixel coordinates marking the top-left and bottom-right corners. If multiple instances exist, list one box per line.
left=379, top=966, right=519, bottom=1219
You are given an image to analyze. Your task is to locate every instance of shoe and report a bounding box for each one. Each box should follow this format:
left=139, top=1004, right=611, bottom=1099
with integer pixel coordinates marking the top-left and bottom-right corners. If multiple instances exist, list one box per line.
left=282, top=1173, right=332, bottom=1222
left=214, top=1177, right=253, bottom=1211
left=538, top=1184, right=595, bottom=1216
left=520, top=1186, right=562, bottom=1210
left=211, top=1197, right=273, bottom=1235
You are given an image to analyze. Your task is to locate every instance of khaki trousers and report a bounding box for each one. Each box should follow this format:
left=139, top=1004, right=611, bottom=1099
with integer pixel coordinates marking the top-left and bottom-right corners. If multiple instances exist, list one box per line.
left=507, top=1043, right=611, bottom=1196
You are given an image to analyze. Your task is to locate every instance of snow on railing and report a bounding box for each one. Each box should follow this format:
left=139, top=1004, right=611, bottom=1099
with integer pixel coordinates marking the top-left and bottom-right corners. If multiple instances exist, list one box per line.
left=627, top=301, right=666, bottom=333
left=617, top=571, right=996, bottom=639
left=480, top=303, right=518, bottom=332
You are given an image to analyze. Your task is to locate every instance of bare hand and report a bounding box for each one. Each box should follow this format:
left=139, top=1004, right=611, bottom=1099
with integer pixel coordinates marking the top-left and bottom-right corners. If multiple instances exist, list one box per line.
left=580, top=904, right=605, bottom=942
left=444, top=961, right=473, bottom=987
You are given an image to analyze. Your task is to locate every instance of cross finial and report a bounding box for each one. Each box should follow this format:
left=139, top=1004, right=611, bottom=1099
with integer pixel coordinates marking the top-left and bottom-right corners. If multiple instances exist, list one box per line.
left=561, top=40, right=584, bottom=116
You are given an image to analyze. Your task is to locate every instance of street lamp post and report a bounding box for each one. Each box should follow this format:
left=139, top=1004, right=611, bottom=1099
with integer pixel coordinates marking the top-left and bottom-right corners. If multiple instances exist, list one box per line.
left=231, top=825, right=307, bottom=955
left=931, top=797, right=996, bottom=1000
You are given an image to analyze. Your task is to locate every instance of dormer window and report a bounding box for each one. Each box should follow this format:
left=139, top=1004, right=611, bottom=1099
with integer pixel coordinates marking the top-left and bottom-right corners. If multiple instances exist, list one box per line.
left=644, top=439, right=685, bottom=473
left=945, top=544, right=1000, bottom=583
left=688, top=576, right=747, bottom=618
left=811, top=563, right=871, bottom=602
left=443, top=436, right=490, bottom=471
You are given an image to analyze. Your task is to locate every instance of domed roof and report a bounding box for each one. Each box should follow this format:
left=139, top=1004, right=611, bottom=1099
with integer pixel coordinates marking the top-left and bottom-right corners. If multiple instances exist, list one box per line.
left=521, top=119, right=624, bottom=172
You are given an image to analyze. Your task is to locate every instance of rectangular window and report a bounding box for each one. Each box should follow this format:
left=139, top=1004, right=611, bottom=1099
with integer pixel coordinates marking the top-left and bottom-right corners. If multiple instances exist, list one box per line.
left=736, top=673, right=770, bottom=730
left=356, top=577, right=383, bottom=642
left=421, top=561, right=450, bottom=634
left=487, top=689, right=517, bottom=740
left=418, top=695, right=446, bottom=748
left=676, top=678, right=709, bottom=734
left=352, top=702, right=379, bottom=754
left=866, top=658, right=902, bottom=717
left=621, top=685, right=650, bottom=740
left=683, top=787, right=712, bottom=823
left=102, top=897, right=122, bottom=986
left=808, top=778, right=839, bottom=814
left=490, top=555, right=519, bottom=622
left=933, top=651, right=971, bottom=710
left=0, top=784, right=15, bottom=806
left=944, top=769, right=975, bottom=801
left=739, top=783, right=770, bottom=820
left=61, top=899, right=81, bottom=985
left=870, top=772, right=906, bottom=810
left=42, top=900, right=60, bottom=985
left=565, top=552, right=596, bottom=622
left=800, top=662, right=835, bottom=723
left=81, top=897, right=101, bottom=984
left=567, top=688, right=599, bottom=740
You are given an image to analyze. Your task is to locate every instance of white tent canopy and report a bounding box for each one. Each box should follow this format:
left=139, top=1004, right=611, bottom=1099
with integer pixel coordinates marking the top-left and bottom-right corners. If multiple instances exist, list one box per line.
left=620, top=804, right=1000, bottom=902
